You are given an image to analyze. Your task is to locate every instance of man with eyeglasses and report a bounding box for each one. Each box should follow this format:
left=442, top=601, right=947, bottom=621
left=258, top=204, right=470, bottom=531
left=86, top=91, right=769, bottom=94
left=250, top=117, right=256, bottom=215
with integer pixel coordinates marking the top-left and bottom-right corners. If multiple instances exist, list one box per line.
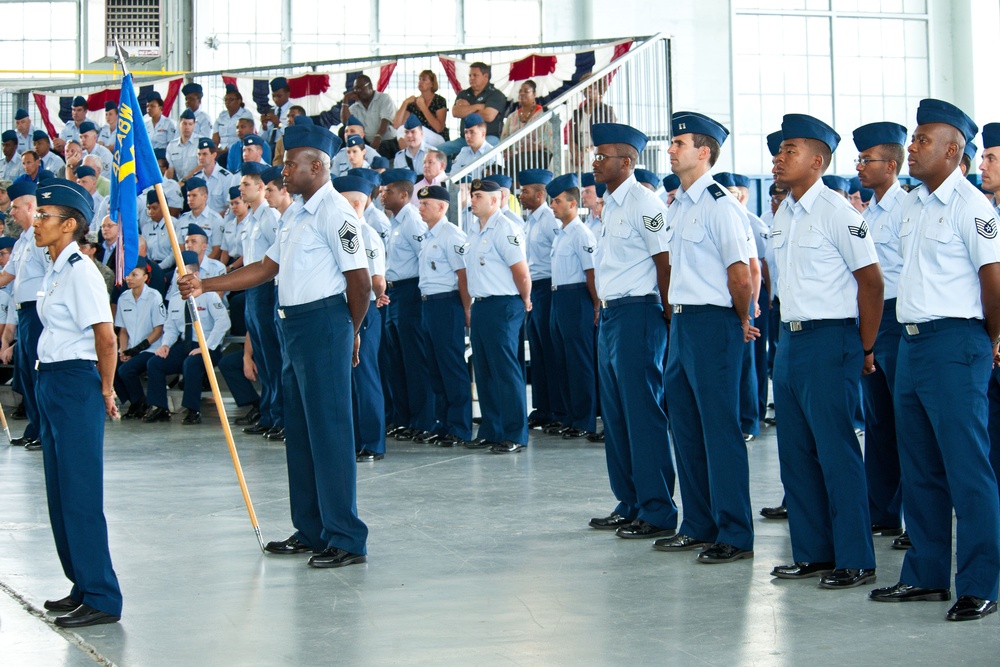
left=852, top=122, right=909, bottom=547
left=341, top=75, right=398, bottom=159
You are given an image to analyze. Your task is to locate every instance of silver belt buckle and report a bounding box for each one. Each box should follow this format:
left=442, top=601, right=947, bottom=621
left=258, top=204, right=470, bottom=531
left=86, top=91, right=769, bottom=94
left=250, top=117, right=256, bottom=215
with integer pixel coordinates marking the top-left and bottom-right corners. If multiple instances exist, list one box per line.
left=600, top=299, right=608, bottom=308
left=551, top=285, right=557, bottom=292
left=905, top=324, right=919, bottom=335
left=789, top=321, right=803, bottom=332
left=673, top=304, right=683, bottom=314
left=277, top=308, right=286, bottom=319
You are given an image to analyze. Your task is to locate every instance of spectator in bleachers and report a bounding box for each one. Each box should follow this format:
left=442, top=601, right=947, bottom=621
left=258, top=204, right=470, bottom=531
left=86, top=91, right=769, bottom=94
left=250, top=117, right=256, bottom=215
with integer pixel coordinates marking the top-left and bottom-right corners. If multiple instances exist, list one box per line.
left=73, top=166, right=104, bottom=228
left=271, top=106, right=307, bottom=166
left=76, top=232, right=114, bottom=295
left=114, top=261, right=166, bottom=420
left=331, top=116, right=375, bottom=177
left=213, top=84, right=254, bottom=162
left=567, top=75, right=617, bottom=172
left=345, top=135, right=371, bottom=171
left=260, top=77, right=291, bottom=151
left=412, top=149, right=447, bottom=206
left=393, top=69, right=450, bottom=147
left=80, top=121, right=113, bottom=180
left=144, top=93, right=178, bottom=151
left=440, top=62, right=507, bottom=158
left=501, top=80, right=553, bottom=170
left=32, top=131, right=64, bottom=173
left=448, top=113, right=502, bottom=179
left=177, top=180, right=225, bottom=260
left=136, top=236, right=168, bottom=299
left=98, top=102, right=117, bottom=151
left=144, top=250, right=230, bottom=425
left=341, top=74, right=398, bottom=159
left=13, top=108, right=34, bottom=155
left=18, top=150, right=48, bottom=184
left=1, top=131, right=24, bottom=181
left=393, top=115, right=429, bottom=175
left=56, top=140, right=82, bottom=181
left=54, top=95, right=88, bottom=153
left=0, top=181, right=20, bottom=239
left=182, top=82, right=214, bottom=139
left=190, top=138, right=235, bottom=217
left=166, top=110, right=201, bottom=182
left=231, top=133, right=270, bottom=177
left=83, top=155, right=110, bottom=197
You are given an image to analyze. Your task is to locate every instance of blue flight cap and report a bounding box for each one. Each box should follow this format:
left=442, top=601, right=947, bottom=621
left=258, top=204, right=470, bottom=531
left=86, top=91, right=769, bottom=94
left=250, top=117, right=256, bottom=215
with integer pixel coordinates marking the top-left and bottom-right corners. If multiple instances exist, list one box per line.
left=36, top=178, right=93, bottom=223
left=380, top=168, right=418, bottom=186
left=964, top=141, right=978, bottom=161
left=464, top=113, right=485, bottom=127
left=591, top=123, right=648, bottom=154
left=240, top=161, right=268, bottom=176
left=0, top=236, right=15, bottom=250
left=197, top=137, right=216, bottom=150
left=1, top=130, right=16, bottom=143
left=291, top=115, right=313, bottom=126
left=916, top=98, right=978, bottom=143
left=7, top=180, right=37, bottom=200
left=14, top=108, right=28, bottom=121
left=983, top=123, right=1000, bottom=149
left=860, top=187, right=874, bottom=203
left=731, top=173, right=750, bottom=188
left=781, top=113, right=841, bottom=151
left=283, top=124, right=336, bottom=157
left=822, top=175, right=850, bottom=193
left=242, top=134, right=264, bottom=147
left=345, top=134, right=365, bottom=148
left=185, top=177, right=207, bottom=191
left=848, top=176, right=863, bottom=195
left=518, top=169, right=553, bottom=186
left=370, top=156, right=389, bottom=170
left=470, top=178, right=501, bottom=193
left=348, top=168, right=381, bottom=186
left=270, top=76, right=289, bottom=92
left=37, top=169, right=55, bottom=183
left=714, top=172, right=737, bottom=189
left=484, top=174, right=512, bottom=190
left=74, top=165, right=96, bottom=179
left=416, top=185, right=449, bottom=202
left=180, top=109, right=196, bottom=121
left=72, top=96, right=87, bottom=108
left=333, top=175, right=374, bottom=195
left=146, top=189, right=159, bottom=205
left=545, top=173, right=579, bottom=199
left=104, top=101, right=117, bottom=112
left=146, top=91, right=163, bottom=104
left=581, top=173, right=596, bottom=188
left=79, top=121, right=97, bottom=134
left=186, top=224, right=208, bottom=239
left=181, top=250, right=200, bottom=266
left=154, top=148, right=167, bottom=161
left=32, top=130, right=50, bottom=143
left=262, top=165, right=284, bottom=184
left=181, top=82, right=203, bottom=96
left=634, top=169, right=660, bottom=188
left=766, top=131, right=783, bottom=157
left=662, top=173, right=681, bottom=191
left=595, top=182, right=607, bottom=198
left=346, top=115, right=364, bottom=128
left=671, top=111, right=730, bottom=146
left=229, top=186, right=242, bottom=200
left=225, top=83, right=239, bottom=95
left=852, top=122, right=908, bottom=152
left=404, top=114, right=422, bottom=130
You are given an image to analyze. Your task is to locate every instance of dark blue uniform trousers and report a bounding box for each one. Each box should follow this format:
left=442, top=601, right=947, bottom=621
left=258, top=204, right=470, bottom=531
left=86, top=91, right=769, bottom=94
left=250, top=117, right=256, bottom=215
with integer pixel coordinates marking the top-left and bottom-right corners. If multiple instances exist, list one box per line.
left=246, top=282, right=283, bottom=429
left=219, top=348, right=260, bottom=408
left=665, top=307, right=753, bottom=551
left=16, top=302, right=42, bottom=439
left=37, top=362, right=122, bottom=616
left=549, top=284, right=596, bottom=432
left=378, top=300, right=396, bottom=425
left=146, top=342, right=222, bottom=412
left=773, top=321, right=875, bottom=569
left=598, top=297, right=678, bottom=528
left=766, top=297, right=780, bottom=377
left=739, top=307, right=759, bottom=437
left=470, top=295, right=528, bottom=445
left=282, top=295, right=368, bottom=555
left=861, top=299, right=902, bottom=528
left=115, top=351, right=155, bottom=406
left=896, top=320, right=1000, bottom=599
left=754, top=282, right=770, bottom=421
left=353, top=303, right=386, bottom=454
left=422, top=292, right=473, bottom=441
left=526, top=279, right=563, bottom=423
left=385, top=279, right=435, bottom=431
left=988, top=365, right=1000, bottom=503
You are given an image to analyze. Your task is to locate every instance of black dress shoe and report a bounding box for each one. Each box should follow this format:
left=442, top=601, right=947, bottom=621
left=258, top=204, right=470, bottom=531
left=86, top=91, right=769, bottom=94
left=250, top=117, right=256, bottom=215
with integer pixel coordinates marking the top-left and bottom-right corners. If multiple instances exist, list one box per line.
left=819, top=568, right=877, bottom=589
left=234, top=404, right=261, bottom=425
left=44, top=595, right=80, bottom=612
left=587, top=430, right=605, bottom=442
left=264, top=536, right=313, bottom=555
left=653, top=533, right=708, bottom=551
left=308, top=547, right=367, bottom=568
left=24, top=439, right=41, bottom=451
left=265, top=427, right=285, bottom=441
left=10, top=435, right=33, bottom=446
left=616, top=520, right=675, bottom=539
left=472, top=417, right=483, bottom=425
left=947, top=595, right=998, bottom=621
left=527, top=416, right=548, bottom=429
left=385, top=424, right=405, bottom=437
left=356, top=450, right=384, bottom=462
left=589, top=513, right=633, bottom=530
left=759, top=504, right=788, bottom=520
left=697, top=543, right=754, bottom=563
left=464, top=438, right=495, bottom=449
left=763, top=416, right=777, bottom=426
left=892, top=532, right=912, bottom=550
left=435, top=434, right=465, bottom=447
left=770, top=561, right=836, bottom=579
left=872, top=524, right=904, bottom=537
left=54, top=604, right=120, bottom=628
left=11, top=405, right=26, bottom=419
left=562, top=428, right=589, bottom=439
left=243, top=422, right=269, bottom=435
left=182, top=410, right=202, bottom=425
left=490, top=440, right=524, bottom=454
left=869, top=582, right=951, bottom=602
left=143, top=406, right=171, bottom=423
left=122, top=402, right=148, bottom=420
left=543, top=422, right=568, bottom=435
left=412, top=430, right=440, bottom=444
left=395, top=427, right=418, bottom=441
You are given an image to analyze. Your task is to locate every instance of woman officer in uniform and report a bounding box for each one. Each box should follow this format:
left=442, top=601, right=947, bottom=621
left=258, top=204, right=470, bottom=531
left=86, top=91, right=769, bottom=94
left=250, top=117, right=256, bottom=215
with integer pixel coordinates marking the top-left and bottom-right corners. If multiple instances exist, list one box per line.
left=32, top=178, right=123, bottom=628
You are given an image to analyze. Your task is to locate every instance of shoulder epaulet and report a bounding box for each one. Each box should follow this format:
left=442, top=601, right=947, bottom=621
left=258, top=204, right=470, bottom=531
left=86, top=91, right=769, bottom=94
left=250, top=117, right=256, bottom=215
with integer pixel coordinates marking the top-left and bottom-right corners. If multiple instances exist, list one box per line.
left=218, top=168, right=231, bottom=176
left=67, top=253, right=82, bottom=266
left=706, top=183, right=728, bottom=200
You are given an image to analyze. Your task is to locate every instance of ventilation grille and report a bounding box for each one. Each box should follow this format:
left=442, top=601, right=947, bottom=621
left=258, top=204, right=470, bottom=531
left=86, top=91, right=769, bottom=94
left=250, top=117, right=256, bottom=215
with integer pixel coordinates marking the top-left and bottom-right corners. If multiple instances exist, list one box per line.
left=106, top=0, right=162, bottom=58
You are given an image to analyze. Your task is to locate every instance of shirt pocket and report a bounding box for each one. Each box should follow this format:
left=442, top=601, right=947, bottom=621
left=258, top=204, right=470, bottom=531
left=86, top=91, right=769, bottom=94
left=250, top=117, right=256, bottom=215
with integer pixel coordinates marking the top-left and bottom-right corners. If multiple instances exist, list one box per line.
left=794, top=230, right=828, bottom=279
left=923, top=220, right=953, bottom=243
left=681, top=221, right=706, bottom=244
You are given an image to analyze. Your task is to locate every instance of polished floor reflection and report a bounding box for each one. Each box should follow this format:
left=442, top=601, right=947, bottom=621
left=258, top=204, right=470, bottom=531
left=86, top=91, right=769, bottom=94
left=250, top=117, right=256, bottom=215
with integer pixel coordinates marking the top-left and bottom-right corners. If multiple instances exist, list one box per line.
left=1, top=402, right=998, bottom=666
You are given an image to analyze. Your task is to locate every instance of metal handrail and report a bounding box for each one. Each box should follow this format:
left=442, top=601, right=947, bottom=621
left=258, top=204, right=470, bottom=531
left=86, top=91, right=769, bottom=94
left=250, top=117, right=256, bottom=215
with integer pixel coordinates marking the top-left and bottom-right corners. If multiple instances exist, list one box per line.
left=446, top=32, right=668, bottom=184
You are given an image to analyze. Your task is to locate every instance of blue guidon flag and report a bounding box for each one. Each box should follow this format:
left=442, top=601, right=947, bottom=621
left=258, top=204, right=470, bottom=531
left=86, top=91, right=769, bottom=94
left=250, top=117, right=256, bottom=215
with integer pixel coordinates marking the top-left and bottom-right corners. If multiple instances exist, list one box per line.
left=109, top=74, right=162, bottom=285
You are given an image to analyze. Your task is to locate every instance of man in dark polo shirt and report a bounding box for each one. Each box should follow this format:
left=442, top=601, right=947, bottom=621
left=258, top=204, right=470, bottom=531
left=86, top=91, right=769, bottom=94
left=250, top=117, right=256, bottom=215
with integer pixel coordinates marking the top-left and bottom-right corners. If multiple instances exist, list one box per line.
left=439, top=62, right=508, bottom=158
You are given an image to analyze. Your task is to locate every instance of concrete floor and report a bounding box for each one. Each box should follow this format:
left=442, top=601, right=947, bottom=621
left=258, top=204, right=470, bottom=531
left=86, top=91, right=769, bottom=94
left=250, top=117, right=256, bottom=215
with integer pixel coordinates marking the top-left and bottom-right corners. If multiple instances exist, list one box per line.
left=2, top=398, right=999, bottom=666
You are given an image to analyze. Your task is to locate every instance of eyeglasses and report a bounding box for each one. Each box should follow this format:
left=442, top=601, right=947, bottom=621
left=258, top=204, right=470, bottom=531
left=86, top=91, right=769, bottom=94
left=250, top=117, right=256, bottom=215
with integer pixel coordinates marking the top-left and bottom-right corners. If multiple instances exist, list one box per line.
left=593, top=154, right=626, bottom=162
left=33, top=212, right=72, bottom=222
left=854, top=158, right=891, bottom=168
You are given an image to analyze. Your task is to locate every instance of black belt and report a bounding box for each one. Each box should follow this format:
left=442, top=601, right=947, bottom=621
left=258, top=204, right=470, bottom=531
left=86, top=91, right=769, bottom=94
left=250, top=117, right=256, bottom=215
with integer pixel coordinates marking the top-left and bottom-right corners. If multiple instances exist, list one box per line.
left=386, top=277, right=418, bottom=289
left=474, top=295, right=517, bottom=302
left=421, top=290, right=458, bottom=302
left=277, top=293, right=346, bottom=319
left=552, top=282, right=587, bottom=292
left=672, top=304, right=729, bottom=314
left=781, top=318, right=856, bottom=332
left=600, top=295, right=659, bottom=309
left=37, top=359, right=95, bottom=371
left=16, top=300, right=36, bottom=310
left=902, top=318, right=983, bottom=336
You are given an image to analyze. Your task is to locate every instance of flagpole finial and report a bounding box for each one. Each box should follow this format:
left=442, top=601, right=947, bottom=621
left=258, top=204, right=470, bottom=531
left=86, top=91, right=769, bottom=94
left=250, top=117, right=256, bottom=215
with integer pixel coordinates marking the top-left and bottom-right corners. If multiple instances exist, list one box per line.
left=113, top=39, right=131, bottom=76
